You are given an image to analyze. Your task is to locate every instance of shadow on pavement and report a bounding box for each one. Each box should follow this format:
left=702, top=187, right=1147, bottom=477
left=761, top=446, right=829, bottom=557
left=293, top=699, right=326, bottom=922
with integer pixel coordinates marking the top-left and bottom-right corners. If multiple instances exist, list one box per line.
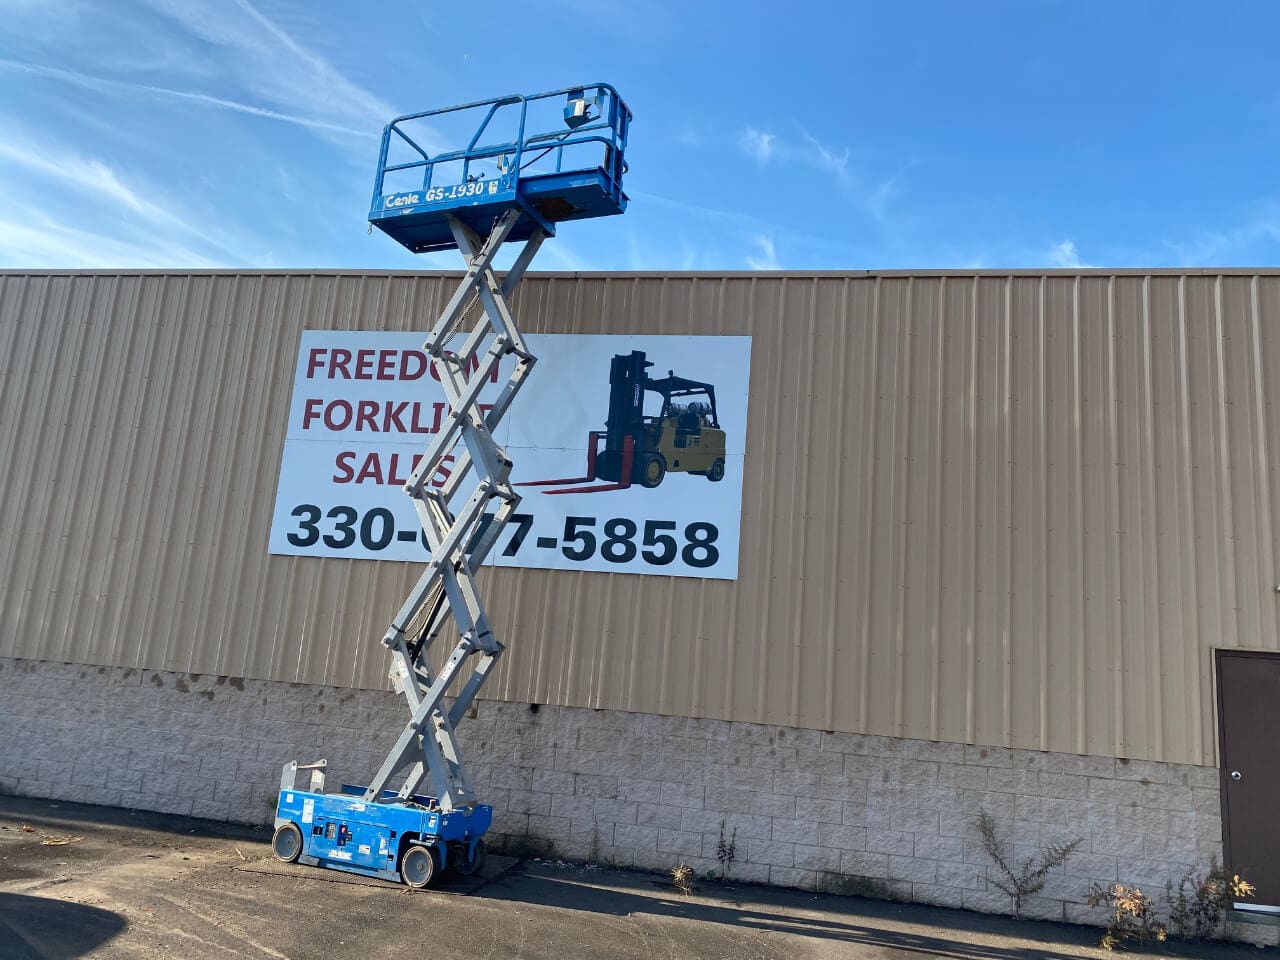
left=0, top=795, right=265, bottom=844
left=487, top=868, right=1262, bottom=959
left=0, top=892, right=127, bottom=959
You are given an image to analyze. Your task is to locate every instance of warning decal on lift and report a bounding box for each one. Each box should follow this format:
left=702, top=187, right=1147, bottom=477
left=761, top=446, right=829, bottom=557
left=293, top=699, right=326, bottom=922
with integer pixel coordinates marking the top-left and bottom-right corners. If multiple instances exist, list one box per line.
left=268, top=332, right=753, bottom=580
left=302, top=798, right=314, bottom=824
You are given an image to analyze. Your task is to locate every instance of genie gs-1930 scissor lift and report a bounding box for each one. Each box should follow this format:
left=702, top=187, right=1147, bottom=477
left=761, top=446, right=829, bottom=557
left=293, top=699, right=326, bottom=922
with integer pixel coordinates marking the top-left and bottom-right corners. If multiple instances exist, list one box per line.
left=270, top=85, right=632, bottom=889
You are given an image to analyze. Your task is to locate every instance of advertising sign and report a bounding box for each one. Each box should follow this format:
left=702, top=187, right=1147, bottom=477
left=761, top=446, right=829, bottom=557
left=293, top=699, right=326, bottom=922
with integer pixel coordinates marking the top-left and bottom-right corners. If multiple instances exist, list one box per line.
left=268, top=332, right=752, bottom=579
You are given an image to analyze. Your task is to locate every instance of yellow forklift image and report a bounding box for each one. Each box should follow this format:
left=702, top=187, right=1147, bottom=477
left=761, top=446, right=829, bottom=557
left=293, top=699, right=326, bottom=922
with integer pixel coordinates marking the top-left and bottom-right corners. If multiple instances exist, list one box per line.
left=597, top=350, right=726, bottom=488
left=519, top=350, right=726, bottom=494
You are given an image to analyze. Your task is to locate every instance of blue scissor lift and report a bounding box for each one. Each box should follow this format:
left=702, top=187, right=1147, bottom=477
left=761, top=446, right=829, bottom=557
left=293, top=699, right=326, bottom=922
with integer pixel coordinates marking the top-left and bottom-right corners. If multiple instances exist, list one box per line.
left=271, top=85, right=631, bottom=889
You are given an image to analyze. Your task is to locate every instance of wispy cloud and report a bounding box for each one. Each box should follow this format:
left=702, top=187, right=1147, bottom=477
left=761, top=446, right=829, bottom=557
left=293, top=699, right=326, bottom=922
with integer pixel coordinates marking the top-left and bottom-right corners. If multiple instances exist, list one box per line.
left=745, top=234, right=780, bottom=270
left=623, top=231, right=705, bottom=271
left=1161, top=210, right=1280, bottom=266
left=1047, top=239, right=1088, bottom=268
left=537, top=239, right=596, bottom=271
left=735, top=124, right=904, bottom=225
left=0, top=140, right=169, bottom=223
left=137, top=0, right=393, bottom=131
left=0, top=58, right=374, bottom=139
left=0, top=124, right=255, bottom=267
left=631, top=190, right=769, bottom=232
left=0, top=0, right=402, bottom=152
left=739, top=127, right=777, bottom=165
left=675, top=124, right=707, bottom=148
left=738, top=125, right=848, bottom=178
left=799, top=128, right=849, bottom=181
left=631, top=189, right=880, bottom=267
left=0, top=200, right=223, bottom=270
left=865, top=173, right=902, bottom=223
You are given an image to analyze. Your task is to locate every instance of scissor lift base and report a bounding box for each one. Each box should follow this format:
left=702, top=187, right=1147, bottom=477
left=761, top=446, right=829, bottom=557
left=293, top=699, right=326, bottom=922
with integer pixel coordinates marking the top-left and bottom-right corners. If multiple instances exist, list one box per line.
left=274, top=786, right=491, bottom=887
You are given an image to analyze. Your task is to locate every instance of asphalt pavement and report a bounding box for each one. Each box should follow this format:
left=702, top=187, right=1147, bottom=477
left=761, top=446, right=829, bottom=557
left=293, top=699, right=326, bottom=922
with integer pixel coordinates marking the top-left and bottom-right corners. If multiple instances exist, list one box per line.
left=0, top=795, right=1272, bottom=960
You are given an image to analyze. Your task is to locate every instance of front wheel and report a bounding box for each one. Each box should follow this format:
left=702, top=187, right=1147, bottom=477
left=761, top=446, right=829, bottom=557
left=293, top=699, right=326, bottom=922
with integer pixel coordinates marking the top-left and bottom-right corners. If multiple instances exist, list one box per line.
left=707, top=458, right=725, bottom=482
left=400, top=844, right=439, bottom=889
left=639, top=453, right=666, bottom=489
left=271, top=823, right=303, bottom=863
left=454, top=838, right=486, bottom=877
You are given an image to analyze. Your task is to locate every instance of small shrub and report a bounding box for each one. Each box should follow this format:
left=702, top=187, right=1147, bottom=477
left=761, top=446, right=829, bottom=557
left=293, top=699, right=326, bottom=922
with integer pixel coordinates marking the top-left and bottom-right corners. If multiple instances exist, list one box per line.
left=670, top=863, right=695, bottom=896
left=977, top=810, right=1082, bottom=916
left=716, top=819, right=737, bottom=877
left=1167, top=859, right=1256, bottom=941
left=1089, top=883, right=1167, bottom=951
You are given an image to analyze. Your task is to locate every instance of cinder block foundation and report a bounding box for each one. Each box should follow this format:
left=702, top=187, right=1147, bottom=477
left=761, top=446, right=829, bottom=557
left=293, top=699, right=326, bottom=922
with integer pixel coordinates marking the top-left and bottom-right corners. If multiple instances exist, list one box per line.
left=0, top=656, right=1270, bottom=945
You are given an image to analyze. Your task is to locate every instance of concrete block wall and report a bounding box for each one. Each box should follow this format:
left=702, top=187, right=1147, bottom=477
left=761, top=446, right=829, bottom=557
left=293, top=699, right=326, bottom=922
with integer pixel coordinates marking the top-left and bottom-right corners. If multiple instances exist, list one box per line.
left=1, top=656, right=1269, bottom=945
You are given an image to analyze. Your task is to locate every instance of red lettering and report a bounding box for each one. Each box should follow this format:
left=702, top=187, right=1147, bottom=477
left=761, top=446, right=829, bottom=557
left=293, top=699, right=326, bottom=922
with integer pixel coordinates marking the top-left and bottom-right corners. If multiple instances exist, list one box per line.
left=388, top=452, right=408, bottom=486
left=431, top=455, right=454, bottom=487
left=400, top=350, right=427, bottom=380
left=329, top=348, right=352, bottom=379
left=328, top=451, right=454, bottom=486
left=306, top=348, right=327, bottom=379
left=332, top=450, right=355, bottom=483
left=377, top=349, right=396, bottom=380
left=324, top=399, right=353, bottom=430
left=355, top=349, right=375, bottom=379
left=356, top=399, right=378, bottom=432
left=411, top=402, right=442, bottom=434
left=302, top=398, right=323, bottom=430
left=383, top=401, right=408, bottom=433
left=355, top=453, right=383, bottom=484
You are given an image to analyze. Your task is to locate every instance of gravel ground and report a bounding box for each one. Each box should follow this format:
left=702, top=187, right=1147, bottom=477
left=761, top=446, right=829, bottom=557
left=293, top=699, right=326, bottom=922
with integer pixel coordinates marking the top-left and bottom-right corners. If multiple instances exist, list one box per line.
left=0, top=795, right=1273, bottom=960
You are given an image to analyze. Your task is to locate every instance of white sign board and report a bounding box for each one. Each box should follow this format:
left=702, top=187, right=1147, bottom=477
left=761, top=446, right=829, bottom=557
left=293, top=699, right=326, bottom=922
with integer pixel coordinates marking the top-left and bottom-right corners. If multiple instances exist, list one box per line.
left=269, top=332, right=752, bottom=579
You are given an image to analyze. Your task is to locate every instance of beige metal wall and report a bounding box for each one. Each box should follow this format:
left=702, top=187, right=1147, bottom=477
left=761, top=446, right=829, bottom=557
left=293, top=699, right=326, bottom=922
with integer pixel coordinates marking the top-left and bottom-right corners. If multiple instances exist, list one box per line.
left=3, top=269, right=1279, bottom=766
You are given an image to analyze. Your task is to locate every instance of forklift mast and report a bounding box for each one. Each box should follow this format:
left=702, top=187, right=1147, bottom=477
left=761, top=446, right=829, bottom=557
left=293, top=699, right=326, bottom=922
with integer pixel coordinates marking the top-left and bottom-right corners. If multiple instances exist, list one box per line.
left=599, top=350, right=652, bottom=481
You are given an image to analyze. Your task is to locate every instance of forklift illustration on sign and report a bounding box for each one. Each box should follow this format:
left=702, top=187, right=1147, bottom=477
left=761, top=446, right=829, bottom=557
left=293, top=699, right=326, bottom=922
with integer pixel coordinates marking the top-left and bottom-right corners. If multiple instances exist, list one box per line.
left=520, top=350, right=727, bottom=494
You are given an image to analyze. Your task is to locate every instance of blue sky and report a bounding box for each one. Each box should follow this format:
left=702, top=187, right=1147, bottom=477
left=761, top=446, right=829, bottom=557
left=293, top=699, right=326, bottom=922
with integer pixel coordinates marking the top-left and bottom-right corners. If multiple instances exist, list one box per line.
left=1, top=0, right=1278, bottom=272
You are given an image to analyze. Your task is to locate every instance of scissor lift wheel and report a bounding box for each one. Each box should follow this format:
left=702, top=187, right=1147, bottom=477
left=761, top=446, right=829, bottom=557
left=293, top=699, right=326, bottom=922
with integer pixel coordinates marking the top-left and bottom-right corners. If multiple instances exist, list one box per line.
left=400, top=845, right=439, bottom=889
left=451, top=838, right=486, bottom=877
left=272, top=823, right=303, bottom=863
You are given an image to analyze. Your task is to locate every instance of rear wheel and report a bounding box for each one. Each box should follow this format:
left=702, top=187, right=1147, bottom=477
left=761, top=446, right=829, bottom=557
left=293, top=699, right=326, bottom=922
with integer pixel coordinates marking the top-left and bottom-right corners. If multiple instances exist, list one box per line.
left=454, top=838, right=486, bottom=877
left=400, top=844, right=439, bottom=889
left=640, top=454, right=666, bottom=489
left=707, top=458, right=725, bottom=482
left=271, top=823, right=303, bottom=863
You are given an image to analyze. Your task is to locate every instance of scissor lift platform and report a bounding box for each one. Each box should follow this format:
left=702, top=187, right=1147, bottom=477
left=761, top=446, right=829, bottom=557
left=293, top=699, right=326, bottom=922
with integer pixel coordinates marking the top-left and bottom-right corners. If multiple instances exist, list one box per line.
left=369, top=85, right=631, bottom=254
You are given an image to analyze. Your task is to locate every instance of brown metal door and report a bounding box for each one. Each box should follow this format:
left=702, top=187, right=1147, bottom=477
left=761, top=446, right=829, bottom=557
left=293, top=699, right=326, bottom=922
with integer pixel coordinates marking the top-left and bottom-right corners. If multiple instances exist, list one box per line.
left=1217, top=650, right=1280, bottom=909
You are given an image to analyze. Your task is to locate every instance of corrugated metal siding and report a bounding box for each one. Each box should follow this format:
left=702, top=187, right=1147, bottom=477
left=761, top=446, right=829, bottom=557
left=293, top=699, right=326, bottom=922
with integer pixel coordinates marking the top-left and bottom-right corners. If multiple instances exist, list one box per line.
left=3, top=269, right=1279, bottom=766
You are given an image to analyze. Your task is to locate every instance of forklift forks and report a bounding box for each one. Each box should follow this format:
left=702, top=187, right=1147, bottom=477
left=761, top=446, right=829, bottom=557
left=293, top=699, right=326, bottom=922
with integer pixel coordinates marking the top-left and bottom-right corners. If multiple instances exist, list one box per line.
left=515, top=432, right=636, bottom=495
